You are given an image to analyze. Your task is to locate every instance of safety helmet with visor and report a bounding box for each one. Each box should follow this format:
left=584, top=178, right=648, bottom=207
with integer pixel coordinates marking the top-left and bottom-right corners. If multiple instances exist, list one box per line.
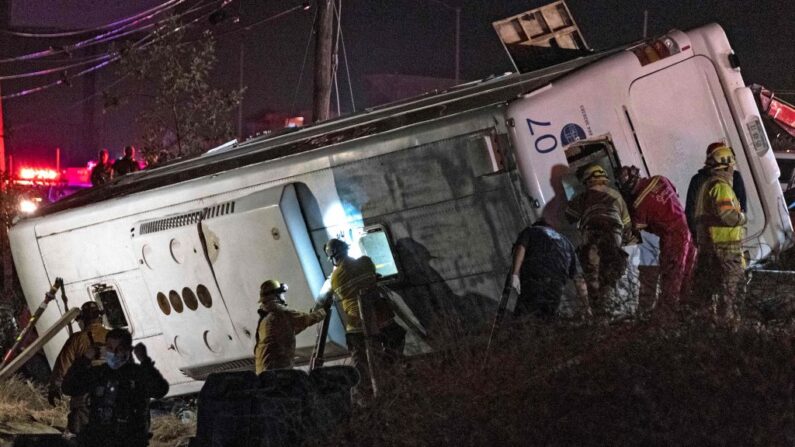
left=705, top=144, right=736, bottom=169
left=324, top=238, right=349, bottom=266
left=259, top=279, right=288, bottom=305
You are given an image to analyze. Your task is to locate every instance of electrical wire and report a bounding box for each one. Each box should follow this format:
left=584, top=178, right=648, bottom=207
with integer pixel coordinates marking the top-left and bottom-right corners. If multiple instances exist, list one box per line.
left=0, top=0, right=211, bottom=64
left=0, top=0, right=185, bottom=38
left=332, top=0, right=342, bottom=116
left=0, top=53, right=112, bottom=81
left=1, top=1, right=219, bottom=99
left=290, top=6, right=318, bottom=116
left=207, top=2, right=310, bottom=41
left=336, top=0, right=356, bottom=113
left=6, top=75, right=132, bottom=133
left=0, top=1, right=301, bottom=100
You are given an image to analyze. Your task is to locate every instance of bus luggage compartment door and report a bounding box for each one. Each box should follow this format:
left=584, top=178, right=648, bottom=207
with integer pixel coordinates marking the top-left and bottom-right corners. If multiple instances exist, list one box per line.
left=199, top=184, right=344, bottom=364
left=133, top=213, right=242, bottom=371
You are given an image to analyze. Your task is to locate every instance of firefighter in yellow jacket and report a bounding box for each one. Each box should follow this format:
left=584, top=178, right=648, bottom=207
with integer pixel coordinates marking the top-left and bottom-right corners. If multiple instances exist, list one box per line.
left=691, top=145, right=746, bottom=322
left=324, top=238, right=405, bottom=395
left=565, top=163, right=632, bottom=316
left=48, top=301, right=109, bottom=436
left=254, top=279, right=327, bottom=374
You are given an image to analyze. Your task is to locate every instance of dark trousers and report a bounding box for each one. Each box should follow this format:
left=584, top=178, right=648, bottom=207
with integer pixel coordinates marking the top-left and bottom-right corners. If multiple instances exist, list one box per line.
left=346, top=322, right=406, bottom=396
left=67, top=394, right=90, bottom=435
left=515, top=277, right=565, bottom=320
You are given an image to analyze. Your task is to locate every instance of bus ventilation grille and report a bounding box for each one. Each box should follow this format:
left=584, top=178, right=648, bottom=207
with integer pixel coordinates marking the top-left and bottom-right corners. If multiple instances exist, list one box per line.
left=138, top=201, right=236, bottom=235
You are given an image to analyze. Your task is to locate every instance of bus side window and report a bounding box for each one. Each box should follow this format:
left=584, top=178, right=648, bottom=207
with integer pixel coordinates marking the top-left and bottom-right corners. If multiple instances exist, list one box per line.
left=91, top=284, right=129, bottom=330
left=357, top=225, right=401, bottom=283
left=562, top=138, right=622, bottom=200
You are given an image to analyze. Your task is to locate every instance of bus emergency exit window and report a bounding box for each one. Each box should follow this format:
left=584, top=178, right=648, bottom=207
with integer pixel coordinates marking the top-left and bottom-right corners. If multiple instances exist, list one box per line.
left=358, top=225, right=399, bottom=280
left=91, top=284, right=129, bottom=329
left=562, top=139, right=621, bottom=200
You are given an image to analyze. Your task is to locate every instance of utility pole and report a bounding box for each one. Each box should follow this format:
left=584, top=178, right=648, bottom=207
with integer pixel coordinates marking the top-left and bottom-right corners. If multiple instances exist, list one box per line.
left=312, top=0, right=335, bottom=123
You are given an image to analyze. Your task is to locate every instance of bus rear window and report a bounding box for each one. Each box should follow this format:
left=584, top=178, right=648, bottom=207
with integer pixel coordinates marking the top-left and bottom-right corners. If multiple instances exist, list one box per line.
left=91, top=284, right=129, bottom=329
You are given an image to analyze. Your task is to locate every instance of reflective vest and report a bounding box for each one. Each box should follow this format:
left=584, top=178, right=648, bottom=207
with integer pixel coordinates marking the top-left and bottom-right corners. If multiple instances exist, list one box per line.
left=694, top=174, right=746, bottom=248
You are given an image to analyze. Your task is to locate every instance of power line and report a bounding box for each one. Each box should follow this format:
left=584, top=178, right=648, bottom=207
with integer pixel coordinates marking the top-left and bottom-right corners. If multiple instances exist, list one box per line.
left=0, top=0, right=213, bottom=64
left=207, top=2, right=311, bottom=41
left=1, top=1, right=219, bottom=100
left=335, top=0, right=356, bottom=113
left=6, top=75, right=131, bottom=133
left=290, top=6, right=318, bottom=116
left=0, top=0, right=186, bottom=39
left=0, top=53, right=112, bottom=81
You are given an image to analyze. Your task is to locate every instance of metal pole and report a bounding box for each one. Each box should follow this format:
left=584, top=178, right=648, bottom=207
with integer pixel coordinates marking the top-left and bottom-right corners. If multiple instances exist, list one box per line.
left=56, top=147, right=60, bottom=172
left=643, top=10, right=648, bottom=39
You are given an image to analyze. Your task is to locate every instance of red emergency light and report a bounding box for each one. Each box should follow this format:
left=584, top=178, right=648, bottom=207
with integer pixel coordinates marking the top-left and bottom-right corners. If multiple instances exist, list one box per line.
left=16, top=167, right=61, bottom=184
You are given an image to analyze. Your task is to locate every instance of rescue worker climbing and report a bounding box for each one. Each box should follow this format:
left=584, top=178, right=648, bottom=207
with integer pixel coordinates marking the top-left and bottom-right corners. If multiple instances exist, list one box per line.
left=617, top=166, right=696, bottom=312
left=565, top=163, right=632, bottom=316
left=690, top=145, right=747, bottom=323
left=510, top=220, right=590, bottom=320
left=254, top=279, right=328, bottom=374
left=324, top=238, right=405, bottom=396
left=48, top=301, right=109, bottom=437
left=62, top=328, right=168, bottom=447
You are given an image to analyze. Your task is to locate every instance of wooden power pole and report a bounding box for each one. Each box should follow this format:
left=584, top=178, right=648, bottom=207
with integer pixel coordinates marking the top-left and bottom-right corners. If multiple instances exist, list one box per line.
left=312, top=0, right=335, bottom=123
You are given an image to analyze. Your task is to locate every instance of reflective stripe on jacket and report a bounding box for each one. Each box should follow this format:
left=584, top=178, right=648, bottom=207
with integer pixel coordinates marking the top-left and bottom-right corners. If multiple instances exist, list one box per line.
left=694, top=174, right=746, bottom=248
left=330, top=256, right=394, bottom=333
left=565, top=186, right=632, bottom=241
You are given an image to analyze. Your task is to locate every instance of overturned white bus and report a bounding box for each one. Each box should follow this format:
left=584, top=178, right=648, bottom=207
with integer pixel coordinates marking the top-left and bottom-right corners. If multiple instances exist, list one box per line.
left=9, top=23, right=791, bottom=395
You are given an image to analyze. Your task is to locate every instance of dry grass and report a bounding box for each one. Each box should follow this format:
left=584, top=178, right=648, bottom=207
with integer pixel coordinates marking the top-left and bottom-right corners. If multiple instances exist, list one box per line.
left=316, top=314, right=795, bottom=447
left=150, top=414, right=196, bottom=447
left=0, top=376, right=67, bottom=428
left=0, top=376, right=195, bottom=447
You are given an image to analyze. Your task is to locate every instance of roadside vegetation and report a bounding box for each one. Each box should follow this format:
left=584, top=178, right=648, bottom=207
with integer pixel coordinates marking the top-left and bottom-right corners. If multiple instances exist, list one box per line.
left=320, top=314, right=794, bottom=446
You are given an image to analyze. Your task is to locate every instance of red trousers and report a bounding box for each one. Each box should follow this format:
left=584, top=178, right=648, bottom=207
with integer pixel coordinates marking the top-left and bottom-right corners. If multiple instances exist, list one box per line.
left=658, top=229, right=696, bottom=306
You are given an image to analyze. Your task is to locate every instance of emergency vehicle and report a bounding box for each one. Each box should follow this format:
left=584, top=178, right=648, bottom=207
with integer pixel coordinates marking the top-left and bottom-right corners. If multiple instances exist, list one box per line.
left=8, top=23, right=792, bottom=395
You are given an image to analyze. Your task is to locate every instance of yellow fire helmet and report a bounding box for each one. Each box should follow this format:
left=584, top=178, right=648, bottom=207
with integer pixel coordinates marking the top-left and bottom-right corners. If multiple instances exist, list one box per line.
left=259, top=279, right=288, bottom=302
left=578, top=163, right=609, bottom=185
left=706, top=145, right=736, bottom=168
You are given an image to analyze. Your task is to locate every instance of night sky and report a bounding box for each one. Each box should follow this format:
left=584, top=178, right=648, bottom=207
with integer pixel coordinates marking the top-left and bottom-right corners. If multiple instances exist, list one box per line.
left=1, top=0, right=793, bottom=166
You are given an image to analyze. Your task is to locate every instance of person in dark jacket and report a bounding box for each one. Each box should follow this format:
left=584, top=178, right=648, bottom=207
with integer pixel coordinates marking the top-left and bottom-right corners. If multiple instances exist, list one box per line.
left=113, top=146, right=140, bottom=176
left=62, top=328, right=168, bottom=447
left=90, top=149, right=114, bottom=186
left=685, top=142, right=747, bottom=236
left=509, top=220, right=590, bottom=319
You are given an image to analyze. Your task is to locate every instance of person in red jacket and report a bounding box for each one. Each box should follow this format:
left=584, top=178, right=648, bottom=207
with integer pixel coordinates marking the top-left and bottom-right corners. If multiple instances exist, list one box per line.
left=617, top=166, right=696, bottom=312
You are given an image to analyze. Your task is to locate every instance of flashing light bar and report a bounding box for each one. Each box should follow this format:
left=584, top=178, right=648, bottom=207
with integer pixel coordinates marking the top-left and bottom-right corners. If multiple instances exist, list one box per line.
left=18, top=167, right=60, bottom=182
